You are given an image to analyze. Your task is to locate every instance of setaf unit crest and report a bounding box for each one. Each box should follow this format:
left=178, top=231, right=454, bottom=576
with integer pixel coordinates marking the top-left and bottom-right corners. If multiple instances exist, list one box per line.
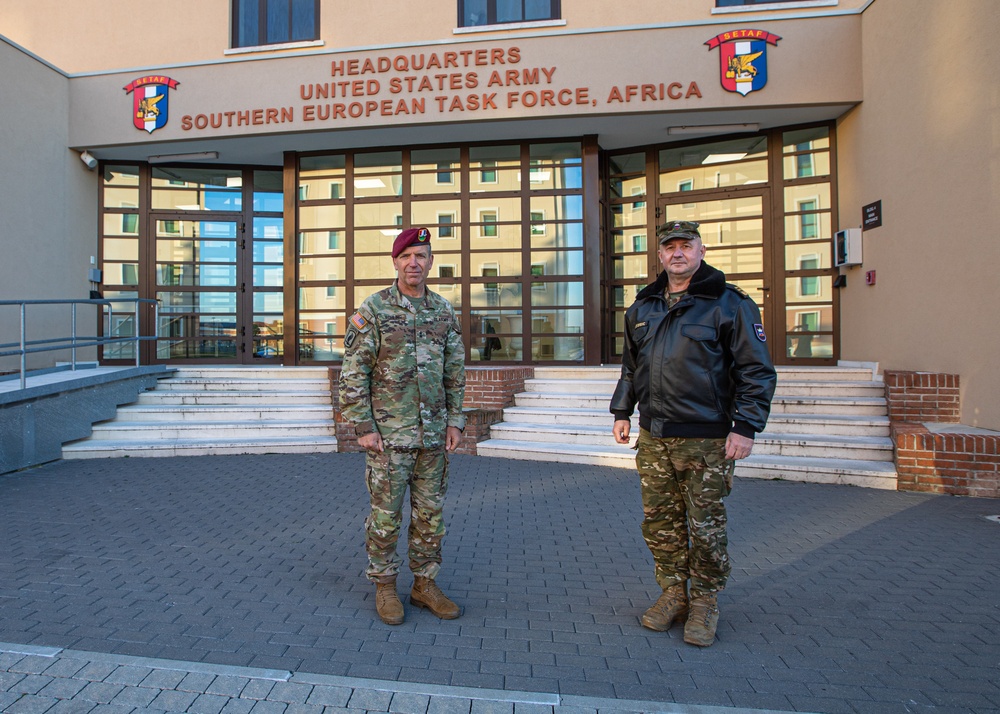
left=706, top=30, right=781, bottom=97
left=124, top=75, right=180, bottom=133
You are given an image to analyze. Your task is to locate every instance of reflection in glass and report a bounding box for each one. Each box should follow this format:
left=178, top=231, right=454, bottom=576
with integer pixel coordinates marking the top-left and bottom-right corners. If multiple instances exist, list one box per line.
left=104, top=263, right=140, bottom=286
left=253, top=171, right=283, bottom=212
left=529, top=142, right=582, bottom=164
left=784, top=212, right=832, bottom=242
left=785, top=333, right=833, bottom=359
left=532, top=336, right=583, bottom=362
left=355, top=255, right=397, bottom=281
left=705, top=246, right=763, bottom=275
left=530, top=222, right=583, bottom=249
left=157, top=291, right=237, bottom=313
left=157, top=340, right=237, bottom=359
left=530, top=250, right=583, bottom=276
left=696, top=219, right=763, bottom=247
left=783, top=151, right=831, bottom=180
left=299, top=177, right=346, bottom=201
left=612, top=203, right=647, bottom=228
left=156, top=264, right=237, bottom=287
left=300, top=287, right=347, bottom=310
left=613, top=255, right=648, bottom=280
left=529, top=195, right=583, bottom=221
left=411, top=200, right=462, bottom=227
left=785, top=244, right=832, bottom=271
left=660, top=160, right=768, bottom=193
left=354, top=174, right=403, bottom=198
left=103, top=165, right=140, bottom=208
left=103, top=238, right=138, bottom=261
left=299, top=154, right=346, bottom=176
left=355, top=151, right=402, bottom=172
left=784, top=183, right=831, bottom=211
left=355, top=201, right=403, bottom=227
left=531, top=282, right=583, bottom=307
left=253, top=265, right=283, bottom=287
left=660, top=136, right=767, bottom=169
left=299, top=204, right=346, bottom=230
left=783, top=127, right=830, bottom=152
left=665, top=197, right=762, bottom=223
left=470, top=281, right=522, bottom=308
left=299, top=231, right=345, bottom=255
left=156, top=240, right=237, bottom=263
left=785, top=276, right=832, bottom=303
left=411, top=147, right=461, bottom=171
left=299, top=256, right=346, bottom=281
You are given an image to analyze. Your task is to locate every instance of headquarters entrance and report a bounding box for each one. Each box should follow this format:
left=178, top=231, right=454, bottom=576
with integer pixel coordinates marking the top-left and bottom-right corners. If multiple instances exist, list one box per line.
left=98, top=125, right=837, bottom=367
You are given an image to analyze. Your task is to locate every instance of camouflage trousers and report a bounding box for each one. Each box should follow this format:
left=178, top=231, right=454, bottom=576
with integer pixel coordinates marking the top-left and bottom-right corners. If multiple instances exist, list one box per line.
left=364, top=446, right=449, bottom=583
left=635, top=429, right=734, bottom=598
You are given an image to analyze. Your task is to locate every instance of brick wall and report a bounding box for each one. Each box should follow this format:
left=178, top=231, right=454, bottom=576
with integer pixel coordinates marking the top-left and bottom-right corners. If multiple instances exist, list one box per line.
left=892, top=422, right=1000, bottom=498
left=884, top=370, right=960, bottom=423
left=884, top=370, right=999, bottom=497
left=329, top=366, right=532, bottom=454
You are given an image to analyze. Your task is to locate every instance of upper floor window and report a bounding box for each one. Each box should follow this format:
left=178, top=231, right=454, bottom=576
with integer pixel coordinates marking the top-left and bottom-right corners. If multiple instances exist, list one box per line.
left=233, top=0, right=318, bottom=48
left=459, top=0, right=560, bottom=28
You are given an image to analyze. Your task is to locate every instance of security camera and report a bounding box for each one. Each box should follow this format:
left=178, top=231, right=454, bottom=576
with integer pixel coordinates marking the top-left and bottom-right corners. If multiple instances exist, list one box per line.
left=80, top=151, right=98, bottom=170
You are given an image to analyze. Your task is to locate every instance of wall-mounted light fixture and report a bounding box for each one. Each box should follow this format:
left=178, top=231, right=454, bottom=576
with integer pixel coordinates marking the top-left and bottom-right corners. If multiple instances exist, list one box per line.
left=147, top=151, right=219, bottom=164
left=79, top=151, right=98, bottom=170
left=668, top=123, right=759, bottom=136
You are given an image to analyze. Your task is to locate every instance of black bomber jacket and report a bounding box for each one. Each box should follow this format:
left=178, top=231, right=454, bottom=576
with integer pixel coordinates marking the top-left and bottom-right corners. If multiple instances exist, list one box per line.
left=610, top=261, right=777, bottom=440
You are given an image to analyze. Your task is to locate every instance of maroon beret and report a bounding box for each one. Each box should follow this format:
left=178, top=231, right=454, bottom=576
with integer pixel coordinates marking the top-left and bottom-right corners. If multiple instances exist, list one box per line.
left=391, top=227, right=432, bottom=259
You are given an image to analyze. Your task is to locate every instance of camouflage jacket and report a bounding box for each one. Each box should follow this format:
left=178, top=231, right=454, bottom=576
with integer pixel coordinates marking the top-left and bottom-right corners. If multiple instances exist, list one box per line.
left=339, top=281, right=466, bottom=449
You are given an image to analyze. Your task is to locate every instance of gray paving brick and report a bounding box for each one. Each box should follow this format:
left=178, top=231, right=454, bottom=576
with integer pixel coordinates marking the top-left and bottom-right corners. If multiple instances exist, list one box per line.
left=469, top=701, right=512, bottom=714
left=11, top=674, right=55, bottom=695
left=305, top=685, right=352, bottom=708
left=189, top=693, right=230, bottom=714
left=282, top=705, right=326, bottom=714
left=247, top=701, right=287, bottom=714
left=427, top=697, right=472, bottom=714
left=45, top=699, right=100, bottom=713
left=37, top=677, right=88, bottom=700
left=6, top=694, right=60, bottom=713
left=388, top=692, right=430, bottom=714
left=103, top=665, right=153, bottom=686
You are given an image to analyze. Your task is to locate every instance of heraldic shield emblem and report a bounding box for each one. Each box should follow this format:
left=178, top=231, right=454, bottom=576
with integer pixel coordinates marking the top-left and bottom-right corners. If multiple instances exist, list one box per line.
left=706, top=30, right=781, bottom=96
left=124, top=76, right=180, bottom=133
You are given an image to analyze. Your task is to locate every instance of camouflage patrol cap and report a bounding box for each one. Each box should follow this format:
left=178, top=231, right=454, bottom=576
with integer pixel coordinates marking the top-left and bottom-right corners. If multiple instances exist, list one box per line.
left=391, top=227, right=432, bottom=258
left=657, top=220, right=701, bottom=244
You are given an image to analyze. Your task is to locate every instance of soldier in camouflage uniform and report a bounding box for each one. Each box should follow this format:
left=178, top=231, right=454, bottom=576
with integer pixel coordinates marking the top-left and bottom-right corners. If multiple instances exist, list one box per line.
left=610, top=220, right=776, bottom=647
left=339, top=227, right=467, bottom=625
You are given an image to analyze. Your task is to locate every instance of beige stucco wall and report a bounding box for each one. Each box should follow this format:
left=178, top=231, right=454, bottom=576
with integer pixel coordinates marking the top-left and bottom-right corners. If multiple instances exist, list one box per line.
left=837, top=0, right=1000, bottom=428
left=0, top=38, right=97, bottom=370
left=0, top=0, right=869, bottom=74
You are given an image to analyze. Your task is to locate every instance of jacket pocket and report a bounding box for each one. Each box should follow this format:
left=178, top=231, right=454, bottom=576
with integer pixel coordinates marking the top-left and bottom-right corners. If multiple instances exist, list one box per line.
left=681, top=323, right=717, bottom=341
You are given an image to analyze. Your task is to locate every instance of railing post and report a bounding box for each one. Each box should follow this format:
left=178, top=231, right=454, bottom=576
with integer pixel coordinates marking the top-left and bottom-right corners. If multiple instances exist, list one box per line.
left=134, top=299, right=142, bottom=367
left=19, top=302, right=27, bottom=390
left=71, top=302, right=78, bottom=371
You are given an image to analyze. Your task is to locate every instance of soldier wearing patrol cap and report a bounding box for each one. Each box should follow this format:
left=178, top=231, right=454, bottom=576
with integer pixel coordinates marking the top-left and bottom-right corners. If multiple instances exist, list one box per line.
left=339, top=226, right=467, bottom=625
left=610, top=220, right=776, bottom=646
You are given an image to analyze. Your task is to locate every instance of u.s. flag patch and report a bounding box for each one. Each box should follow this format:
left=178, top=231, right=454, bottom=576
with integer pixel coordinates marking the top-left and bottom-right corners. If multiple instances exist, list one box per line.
left=350, top=312, right=369, bottom=331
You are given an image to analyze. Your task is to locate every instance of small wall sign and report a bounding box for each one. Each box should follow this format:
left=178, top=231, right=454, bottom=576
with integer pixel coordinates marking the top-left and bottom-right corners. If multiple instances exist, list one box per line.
left=862, top=200, right=882, bottom=230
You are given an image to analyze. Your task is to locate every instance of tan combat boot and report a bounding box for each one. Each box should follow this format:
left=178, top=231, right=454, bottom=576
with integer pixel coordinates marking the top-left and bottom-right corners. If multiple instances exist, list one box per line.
left=375, top=578, right=404, bottom=625
left=410, top=576, right=461, bottom=619
left=683, top=593, right=719, bottom=647
left=641, top=583, right=689, bottom=631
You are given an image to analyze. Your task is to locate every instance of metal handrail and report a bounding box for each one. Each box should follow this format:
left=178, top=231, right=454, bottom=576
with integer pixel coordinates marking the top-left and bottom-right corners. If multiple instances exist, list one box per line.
left=0, top=298, right=159, bottom=389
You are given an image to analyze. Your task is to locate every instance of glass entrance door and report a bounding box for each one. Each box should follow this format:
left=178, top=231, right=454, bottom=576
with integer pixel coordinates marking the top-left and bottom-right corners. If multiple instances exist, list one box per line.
left=148, top=168, right=285, bottom=363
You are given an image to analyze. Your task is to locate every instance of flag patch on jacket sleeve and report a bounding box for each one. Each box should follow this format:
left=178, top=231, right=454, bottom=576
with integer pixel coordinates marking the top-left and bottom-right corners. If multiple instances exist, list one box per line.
left=350, top=312, right=370, bottom=331
left=753, top=324, right=767, bottom=342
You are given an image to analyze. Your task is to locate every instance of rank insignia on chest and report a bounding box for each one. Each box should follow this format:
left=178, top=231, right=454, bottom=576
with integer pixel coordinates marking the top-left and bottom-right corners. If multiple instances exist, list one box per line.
left=753, top=323, right=767, bottom=342
left=350, top=312, right=369, bottom=331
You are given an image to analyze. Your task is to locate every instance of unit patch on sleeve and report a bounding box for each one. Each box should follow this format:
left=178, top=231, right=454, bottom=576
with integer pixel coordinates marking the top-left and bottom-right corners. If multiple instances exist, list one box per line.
left=344, top=310, right=372, bottom=349
left=753, top=323, right=767, bottom=342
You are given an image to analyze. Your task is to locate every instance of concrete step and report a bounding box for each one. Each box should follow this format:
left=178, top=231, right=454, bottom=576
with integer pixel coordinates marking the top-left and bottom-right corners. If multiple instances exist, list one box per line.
left=513, top=392, right=614, bottom=410
left=502, top=406, right=635, bottom=428
left=770, top=395, right=887, bottom=416
left=737, top=454, right=897, bottom=490
left=489, top=421, right=636, bottom=446
left=475, top=439, right=897, bottom=489
left=774, top=380, right=885, bottom=398
left=524, top=378, right=617, bottom=394
left=763, top=413, right=890, bottom=437
left=155, top=377, right=331, bottom=392
left=84, top=419, right=336, bottom=441
left=62, top=435, right=339, bottom=459
left=774, top=365, right=877, bottom=382
left=168, top=367, right=330, bottom=380
left=115, top=404, right=333, bottom=422
left=754, top=432, right=894, bottom=461
left=135, top=390, right=332, bottom=405
left=533, top=366, right=622, bottom=381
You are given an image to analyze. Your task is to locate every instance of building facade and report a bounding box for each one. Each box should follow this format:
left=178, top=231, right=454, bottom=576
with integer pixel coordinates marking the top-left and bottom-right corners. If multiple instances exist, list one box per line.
left=1, top=0, right=999, bottom=429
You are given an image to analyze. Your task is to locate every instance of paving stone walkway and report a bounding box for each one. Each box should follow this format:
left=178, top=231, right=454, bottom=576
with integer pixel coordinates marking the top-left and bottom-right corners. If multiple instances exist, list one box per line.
left=1, top=453, right=998, bottom=713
